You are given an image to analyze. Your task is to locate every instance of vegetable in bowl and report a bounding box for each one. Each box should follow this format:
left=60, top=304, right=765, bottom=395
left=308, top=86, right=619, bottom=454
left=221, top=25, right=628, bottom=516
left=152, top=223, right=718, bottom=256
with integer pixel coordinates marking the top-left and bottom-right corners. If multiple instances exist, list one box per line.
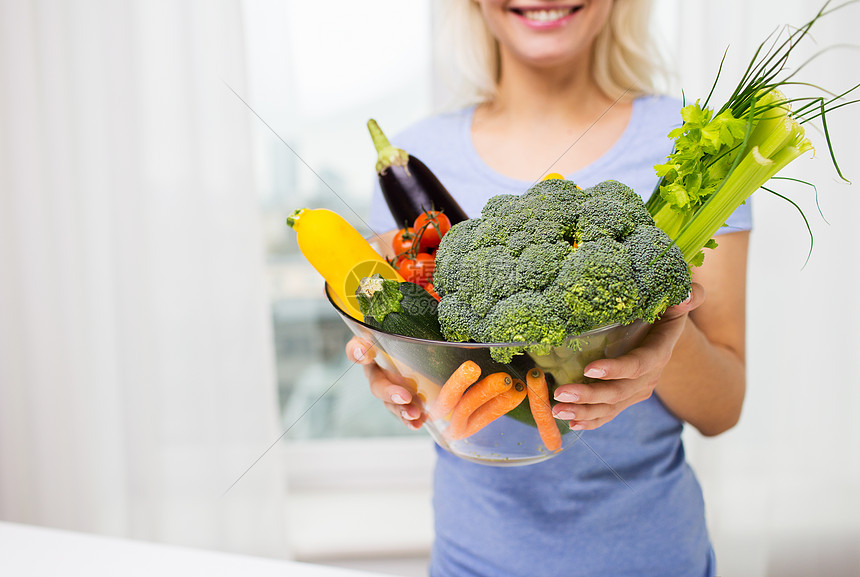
left=432, top=178, right=692, bottom=362
left=287, top=0, right=860, bottom=464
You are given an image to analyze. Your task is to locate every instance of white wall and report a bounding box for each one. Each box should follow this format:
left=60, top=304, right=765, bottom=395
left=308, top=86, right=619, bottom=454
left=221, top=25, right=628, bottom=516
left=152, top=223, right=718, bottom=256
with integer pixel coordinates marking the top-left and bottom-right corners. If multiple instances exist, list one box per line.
left=660, top=1, right=860, bottom=574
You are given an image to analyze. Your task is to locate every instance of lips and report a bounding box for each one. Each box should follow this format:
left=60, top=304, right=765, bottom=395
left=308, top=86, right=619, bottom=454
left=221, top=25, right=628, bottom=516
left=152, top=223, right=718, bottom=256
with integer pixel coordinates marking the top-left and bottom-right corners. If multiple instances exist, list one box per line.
left=509, top=4, right=583, bottom=25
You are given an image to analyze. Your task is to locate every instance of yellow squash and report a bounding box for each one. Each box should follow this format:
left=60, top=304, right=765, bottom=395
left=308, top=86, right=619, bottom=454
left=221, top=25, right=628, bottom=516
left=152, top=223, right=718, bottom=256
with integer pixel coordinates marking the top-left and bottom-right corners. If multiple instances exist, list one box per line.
left=287, top=208, right=403, bottom=320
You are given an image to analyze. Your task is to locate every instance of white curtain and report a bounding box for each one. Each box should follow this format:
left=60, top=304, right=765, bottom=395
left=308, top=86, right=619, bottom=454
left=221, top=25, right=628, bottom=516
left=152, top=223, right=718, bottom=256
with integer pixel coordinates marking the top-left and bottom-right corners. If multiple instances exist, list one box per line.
left=0, top=0, right=288, bottom=558
left=660, top=1, right=860, bottom=574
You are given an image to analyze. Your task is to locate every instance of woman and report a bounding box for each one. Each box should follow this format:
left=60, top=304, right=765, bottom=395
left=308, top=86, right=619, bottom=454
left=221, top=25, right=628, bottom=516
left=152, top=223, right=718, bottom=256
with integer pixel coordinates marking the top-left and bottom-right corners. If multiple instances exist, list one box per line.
left=347, top=1, right=748, bottom=575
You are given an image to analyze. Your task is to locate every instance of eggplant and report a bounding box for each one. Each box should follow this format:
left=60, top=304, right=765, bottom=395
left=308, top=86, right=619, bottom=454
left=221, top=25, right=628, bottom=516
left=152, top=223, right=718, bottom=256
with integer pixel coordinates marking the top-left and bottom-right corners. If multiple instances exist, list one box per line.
left=367, top=119, right=469, bottom=229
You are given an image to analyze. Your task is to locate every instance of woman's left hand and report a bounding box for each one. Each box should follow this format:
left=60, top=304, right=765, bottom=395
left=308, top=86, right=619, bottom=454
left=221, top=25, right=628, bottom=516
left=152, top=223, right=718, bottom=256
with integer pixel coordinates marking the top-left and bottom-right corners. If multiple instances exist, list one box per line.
left=551, top=283, right=706, bottom=431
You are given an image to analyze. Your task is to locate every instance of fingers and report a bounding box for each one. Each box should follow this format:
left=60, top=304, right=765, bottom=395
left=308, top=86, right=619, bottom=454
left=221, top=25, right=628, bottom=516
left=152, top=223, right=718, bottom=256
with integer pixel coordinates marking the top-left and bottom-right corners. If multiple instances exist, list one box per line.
left=552, top=386, right=652, bottom=430
left=552, top=326, right=670, bottom=430
left=555, top=341, right=662, bottom=427
left=541, top=285, right=708, bottom=433
left=553, top=360, right=658, bottom=431
left=361, top=355, right=425, bottom=430
left=345, top=337, right=423, bottom=429
left=587, top=335, right=674, bottom=382
left=555, top=380, right=627, bottom=405
left=345, top=337, right=376, bottom=365
left=553, top=380, right=652, bottom=415
left=582, top=285, right=700, bottom=381
left=660, top=282, right=706, bottom=320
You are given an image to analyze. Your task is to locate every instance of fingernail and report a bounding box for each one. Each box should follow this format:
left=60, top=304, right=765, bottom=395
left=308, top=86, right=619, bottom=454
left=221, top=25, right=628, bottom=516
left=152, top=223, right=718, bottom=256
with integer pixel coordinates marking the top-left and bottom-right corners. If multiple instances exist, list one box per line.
left=353, top=347, right=367, bottom=361
left=584, top=367, right=605, bottom=378
left=570, top=423, right=585, bottom=431
left=555, top=391, right=579, bottom=402
left=554, top=409, right=576, bottom=420
left=391, top=393, right=407, bottom=404
left=681, top=292, right=692, bottom=304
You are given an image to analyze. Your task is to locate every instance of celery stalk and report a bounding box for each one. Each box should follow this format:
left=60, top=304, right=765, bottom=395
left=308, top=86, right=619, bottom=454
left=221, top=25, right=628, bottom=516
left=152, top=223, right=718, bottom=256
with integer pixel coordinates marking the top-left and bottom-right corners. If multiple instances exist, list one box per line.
left=648, top=0, right=859, bottom=267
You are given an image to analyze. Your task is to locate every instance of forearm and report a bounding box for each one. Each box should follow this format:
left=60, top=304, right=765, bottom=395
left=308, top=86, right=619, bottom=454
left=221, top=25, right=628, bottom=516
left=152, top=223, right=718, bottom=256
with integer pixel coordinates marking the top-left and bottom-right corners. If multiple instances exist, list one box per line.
left=651, top=230, right=749, bottom=436
left=655, top=315, right=746, bottom=436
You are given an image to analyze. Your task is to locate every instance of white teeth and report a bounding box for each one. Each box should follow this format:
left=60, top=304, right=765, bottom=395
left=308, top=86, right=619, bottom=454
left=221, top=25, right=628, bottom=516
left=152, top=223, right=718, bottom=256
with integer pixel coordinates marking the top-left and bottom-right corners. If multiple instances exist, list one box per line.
left=520, top=8, right=571, bottom=22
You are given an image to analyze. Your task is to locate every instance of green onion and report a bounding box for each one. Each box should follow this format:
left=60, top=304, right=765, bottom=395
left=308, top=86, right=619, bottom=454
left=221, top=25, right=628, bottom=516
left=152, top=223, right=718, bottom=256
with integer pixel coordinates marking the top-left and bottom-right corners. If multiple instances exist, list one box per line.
left=647, top=0, right=859, bottom=267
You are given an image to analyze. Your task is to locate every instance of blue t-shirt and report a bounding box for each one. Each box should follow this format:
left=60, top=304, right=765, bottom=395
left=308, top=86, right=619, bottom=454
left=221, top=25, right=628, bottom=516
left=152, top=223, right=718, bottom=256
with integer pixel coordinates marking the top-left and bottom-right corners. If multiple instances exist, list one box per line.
left=369, top=96, right=751, bottom=577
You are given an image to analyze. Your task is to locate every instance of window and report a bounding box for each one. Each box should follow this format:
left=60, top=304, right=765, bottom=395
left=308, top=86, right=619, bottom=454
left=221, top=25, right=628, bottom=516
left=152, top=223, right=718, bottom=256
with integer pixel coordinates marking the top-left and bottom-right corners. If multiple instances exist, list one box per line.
left=242, top=0, right=438, bottom=559
left=244, top=0, right=435, bottom=441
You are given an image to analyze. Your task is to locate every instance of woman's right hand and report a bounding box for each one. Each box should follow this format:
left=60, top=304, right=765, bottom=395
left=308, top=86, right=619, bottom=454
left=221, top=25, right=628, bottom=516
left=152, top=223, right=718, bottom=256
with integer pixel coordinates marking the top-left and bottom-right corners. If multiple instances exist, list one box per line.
left=345, top=337, right=425, bottom=430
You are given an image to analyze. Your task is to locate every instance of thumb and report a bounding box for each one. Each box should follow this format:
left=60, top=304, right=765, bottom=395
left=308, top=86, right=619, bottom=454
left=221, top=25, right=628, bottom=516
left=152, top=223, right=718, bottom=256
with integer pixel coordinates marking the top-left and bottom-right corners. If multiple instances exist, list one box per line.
left=345, top=337, right=376, bottom=364
left=660, top=282, right=705, bottom=321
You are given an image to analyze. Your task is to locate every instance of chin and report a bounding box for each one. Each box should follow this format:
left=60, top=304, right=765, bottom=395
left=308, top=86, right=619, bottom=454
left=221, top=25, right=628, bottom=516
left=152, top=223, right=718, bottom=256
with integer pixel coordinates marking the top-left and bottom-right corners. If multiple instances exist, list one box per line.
left=506, top=41, right=592, bottom=71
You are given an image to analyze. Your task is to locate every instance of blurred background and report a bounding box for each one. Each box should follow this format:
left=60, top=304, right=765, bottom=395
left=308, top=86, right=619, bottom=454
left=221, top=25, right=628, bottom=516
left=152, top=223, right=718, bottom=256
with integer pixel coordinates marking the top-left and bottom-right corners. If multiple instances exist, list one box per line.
left=0, top=1, right=858, bottom=575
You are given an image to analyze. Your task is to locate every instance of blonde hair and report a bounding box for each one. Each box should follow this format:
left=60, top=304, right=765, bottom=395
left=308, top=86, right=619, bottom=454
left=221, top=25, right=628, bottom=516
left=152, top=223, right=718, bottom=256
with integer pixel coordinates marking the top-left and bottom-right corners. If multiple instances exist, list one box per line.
left=434, top=0, right=668, bottom=107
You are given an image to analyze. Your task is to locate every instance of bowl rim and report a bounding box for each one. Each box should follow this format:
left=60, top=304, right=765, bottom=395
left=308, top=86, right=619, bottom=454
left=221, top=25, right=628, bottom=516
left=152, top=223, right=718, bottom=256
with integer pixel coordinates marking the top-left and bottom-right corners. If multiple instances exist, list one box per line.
left=324, top=282, right=643, bottom=350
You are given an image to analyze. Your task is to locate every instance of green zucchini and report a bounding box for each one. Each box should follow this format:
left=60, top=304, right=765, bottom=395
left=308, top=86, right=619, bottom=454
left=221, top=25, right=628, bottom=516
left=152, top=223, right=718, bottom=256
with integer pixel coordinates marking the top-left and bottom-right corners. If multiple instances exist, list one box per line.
left=355, top=275, right=444, bottom=341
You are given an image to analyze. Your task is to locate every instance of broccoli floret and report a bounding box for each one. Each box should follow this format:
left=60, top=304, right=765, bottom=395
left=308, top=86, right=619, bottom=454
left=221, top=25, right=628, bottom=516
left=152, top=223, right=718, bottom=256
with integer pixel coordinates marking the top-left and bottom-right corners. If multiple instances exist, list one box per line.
left=516, top=242, right=572, bottom=292
left=587, top=180, right=650, bottom=208
left=551, top=237, right=641, bottom=335
left=522, top=177, right=584, bottom=200
left=437, top=293, right=479, bottom=343
left=481, top=194, right=521, bottom=218
left=433, top=218, right=481, bottom=295
left=479, top=292, right=569, bottom=363
left=576, top=180, right=655, bottom=242
left=459, top=245, right=518, bottom=316
left=433, top=178, right=691, bottom=357
left=471, top=216, right=514, bottom=248
left=520, top=179, right=587, bottom=230
left=623, top=224, right=692, bottom=322
left=437, top=242, right=571, bottom=319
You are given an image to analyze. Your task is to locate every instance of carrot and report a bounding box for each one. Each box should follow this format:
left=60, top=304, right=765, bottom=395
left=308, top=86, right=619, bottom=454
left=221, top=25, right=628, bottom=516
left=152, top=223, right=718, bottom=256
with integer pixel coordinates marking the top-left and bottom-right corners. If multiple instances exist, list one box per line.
left=526, top=368, right=563, bottom=452
left=424, top=283, right=441, bottom=301
left=429, top=360, right=482, bottom=420
left=446, top=372, right=512, bottom=439
left=449, top=379, right=528, bottom=440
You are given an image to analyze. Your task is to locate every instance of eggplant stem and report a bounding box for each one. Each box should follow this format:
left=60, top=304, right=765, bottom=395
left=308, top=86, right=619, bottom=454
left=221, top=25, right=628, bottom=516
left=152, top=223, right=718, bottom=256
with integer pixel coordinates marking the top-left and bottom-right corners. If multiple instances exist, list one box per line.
left=367, top=118, right=409, bottom=173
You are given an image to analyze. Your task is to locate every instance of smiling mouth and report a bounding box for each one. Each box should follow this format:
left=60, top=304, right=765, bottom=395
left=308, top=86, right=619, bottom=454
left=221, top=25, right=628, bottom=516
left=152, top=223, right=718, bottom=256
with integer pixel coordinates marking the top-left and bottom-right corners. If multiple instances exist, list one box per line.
left=510, top=5, right=583, bottom=23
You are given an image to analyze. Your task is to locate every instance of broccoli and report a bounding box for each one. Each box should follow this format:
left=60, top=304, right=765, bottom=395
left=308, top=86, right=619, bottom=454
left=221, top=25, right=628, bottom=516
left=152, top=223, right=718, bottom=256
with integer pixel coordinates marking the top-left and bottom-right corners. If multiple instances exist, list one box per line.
left=433, top=179, right=692, bottom=362
left=549, top=236, right=642, bottom=336
left=623, top=224, right=692, bottom=322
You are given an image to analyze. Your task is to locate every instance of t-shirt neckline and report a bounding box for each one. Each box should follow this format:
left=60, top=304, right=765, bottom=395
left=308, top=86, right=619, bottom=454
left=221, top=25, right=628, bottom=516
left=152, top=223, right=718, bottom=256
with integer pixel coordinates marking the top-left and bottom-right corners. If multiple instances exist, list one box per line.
left=460, top=97, right=644, bottom=192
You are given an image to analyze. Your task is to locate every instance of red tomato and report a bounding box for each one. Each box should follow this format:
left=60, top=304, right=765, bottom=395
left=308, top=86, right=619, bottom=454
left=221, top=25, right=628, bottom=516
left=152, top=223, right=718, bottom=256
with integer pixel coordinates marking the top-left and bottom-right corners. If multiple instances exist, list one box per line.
left=413, top=212, right=451, bottom=252
left=397, top=252, right=435, bottom=286
left=391, top=227, right=416, bottom=256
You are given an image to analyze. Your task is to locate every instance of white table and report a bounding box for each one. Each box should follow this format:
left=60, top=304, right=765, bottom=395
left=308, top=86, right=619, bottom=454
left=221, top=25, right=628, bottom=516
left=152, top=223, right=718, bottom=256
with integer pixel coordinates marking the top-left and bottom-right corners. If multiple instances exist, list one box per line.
left=0, top=522, right=393, bottom=577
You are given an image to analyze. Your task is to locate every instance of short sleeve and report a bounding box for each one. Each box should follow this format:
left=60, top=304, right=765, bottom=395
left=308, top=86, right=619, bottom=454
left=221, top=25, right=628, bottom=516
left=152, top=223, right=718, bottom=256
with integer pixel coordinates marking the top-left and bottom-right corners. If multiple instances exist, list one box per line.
left=717, top=198, right=752, bottom=234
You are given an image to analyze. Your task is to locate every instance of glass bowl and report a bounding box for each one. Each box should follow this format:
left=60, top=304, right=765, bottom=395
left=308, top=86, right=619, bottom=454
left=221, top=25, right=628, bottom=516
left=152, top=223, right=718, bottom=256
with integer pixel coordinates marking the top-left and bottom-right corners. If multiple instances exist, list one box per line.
left=326, top=283, right=650, bottom=466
